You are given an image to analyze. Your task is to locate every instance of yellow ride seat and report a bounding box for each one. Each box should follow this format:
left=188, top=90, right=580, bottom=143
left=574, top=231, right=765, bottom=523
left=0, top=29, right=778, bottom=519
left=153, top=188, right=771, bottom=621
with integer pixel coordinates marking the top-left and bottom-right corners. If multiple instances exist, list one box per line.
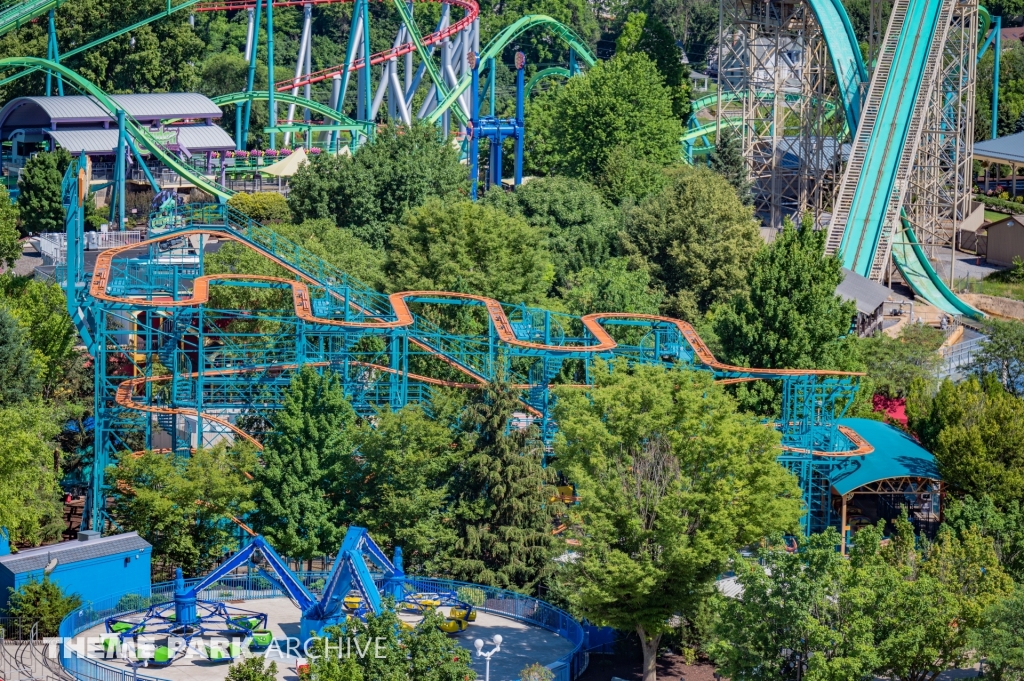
left=449, top=608, right=477, bottom=622
left=437, top=618, right=469, bottom=633
left=343, top=596, right=362, bottom=610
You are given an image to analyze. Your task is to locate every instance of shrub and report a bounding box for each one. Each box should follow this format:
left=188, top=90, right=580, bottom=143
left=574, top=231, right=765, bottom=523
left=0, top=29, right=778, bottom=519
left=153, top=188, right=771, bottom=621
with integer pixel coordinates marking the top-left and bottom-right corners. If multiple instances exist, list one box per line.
left=115, top=593, right=150, bottom=613
left=4, top=577, right=83, bottom=636
left=520, top=662, right=554, bottom=681
left=227, top=192, right=291, bottom=224
left=456, top=587, right=486, bottom=606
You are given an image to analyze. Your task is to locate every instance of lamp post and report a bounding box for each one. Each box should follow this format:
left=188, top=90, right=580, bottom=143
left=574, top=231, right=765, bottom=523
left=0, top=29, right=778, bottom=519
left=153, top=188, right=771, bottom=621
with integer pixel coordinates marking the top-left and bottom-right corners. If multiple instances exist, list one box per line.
left=473, top=635, right=502, bottom=681
left=127, top=655, right=148, bottom=681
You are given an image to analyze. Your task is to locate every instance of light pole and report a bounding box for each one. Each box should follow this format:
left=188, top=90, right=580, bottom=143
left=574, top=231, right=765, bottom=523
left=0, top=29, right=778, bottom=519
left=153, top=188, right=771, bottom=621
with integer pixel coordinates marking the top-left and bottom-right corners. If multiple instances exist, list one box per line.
left=473, top=635, right=502, bottom=681
left=126, top=656, right=148, bottom=681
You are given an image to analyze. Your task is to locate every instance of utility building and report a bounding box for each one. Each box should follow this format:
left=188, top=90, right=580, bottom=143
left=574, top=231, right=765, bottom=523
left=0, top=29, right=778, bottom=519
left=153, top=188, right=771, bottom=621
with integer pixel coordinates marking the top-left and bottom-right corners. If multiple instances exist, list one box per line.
left=0, top=531, right=151, bottom=610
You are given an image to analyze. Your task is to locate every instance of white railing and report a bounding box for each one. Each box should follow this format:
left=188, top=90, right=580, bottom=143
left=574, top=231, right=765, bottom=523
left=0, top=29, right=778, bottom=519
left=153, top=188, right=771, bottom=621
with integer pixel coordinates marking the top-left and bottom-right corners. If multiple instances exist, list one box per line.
left=37, top=231, right=143, bottom=265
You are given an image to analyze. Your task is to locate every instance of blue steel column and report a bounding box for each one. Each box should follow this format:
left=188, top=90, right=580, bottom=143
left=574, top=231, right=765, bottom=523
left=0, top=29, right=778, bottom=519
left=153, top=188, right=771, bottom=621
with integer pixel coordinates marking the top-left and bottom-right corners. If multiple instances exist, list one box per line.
left=993, top=16, right=1001, bottom=140
left=242, top=0, right=265, bottom=148
left=46, top=10, right=64, bottom=96
left=267, top=0, right=277, bottom=149
left=514, top=60, right=524, bottom=187
left=470, top=54, right=480, bottom=200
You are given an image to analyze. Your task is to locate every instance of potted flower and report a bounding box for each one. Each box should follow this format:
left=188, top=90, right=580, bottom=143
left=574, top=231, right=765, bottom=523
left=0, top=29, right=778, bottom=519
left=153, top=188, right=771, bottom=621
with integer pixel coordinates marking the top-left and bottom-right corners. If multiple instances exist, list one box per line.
left=281, top=148, right=293, bottom=156
left=236, top=149, right=250, bottom=160
left=265, top=148, right=279, bottom=158
left=309, top=147, right=322, bottom=155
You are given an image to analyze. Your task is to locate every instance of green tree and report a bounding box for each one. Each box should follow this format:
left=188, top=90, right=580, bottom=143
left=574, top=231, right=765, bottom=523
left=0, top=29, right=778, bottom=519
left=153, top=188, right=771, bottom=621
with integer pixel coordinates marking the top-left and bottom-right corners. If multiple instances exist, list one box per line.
left=288, top=122, right=467, bottom=248
left=0, top=403, right=63, bottom=545
left=16, top=149, right=71, bottom=236
left=225, top=655, right=279, bottom=681
left=972, top=319, right=1024, bottom=398
left=251, top=367, right=356, bottom=565
left=616, top=12, right=692, bottom=119
left=449, top=379, right=558, bottom=592
left=228, top=192, right=292, bottom=224
left=0, top=186, right=20, bottom=269
left=596, top=145, right=672, bottom=205
left=0, top=277, right=80, bottom=401
left=911, top=376, right=1024, bottom=508
left=483, top=176, right=620, bottom=286
left=405, top=609, right=477, bottom=681
left=714, top=217, right=859, bottom=412
left=526, top=53, right=681, bottom=180
left=861, top=516, right=1013, bottom=681
left=626, top=164, right=760, bottom=318
left=344, top=405, right=460, bottom=575
left=709, top=129, right=752, bottom=203
left=0, top=306, right=40, bottom=405
left=943, top=495, right=1024, bottom=584
left=558, top=256, right=663, bottom=316
left=3, top=577, right=83, bottom=636
left=109, top=445, right=256, bottom=576
left=709, top=529, right=878, bottom=681
left=553, top=363, right=803, bottom=681
left=386, top=199, right=554, bottom=306
left=859, top=324, right=944, bottom=398
left=975, top=586, right=1024, bottom=681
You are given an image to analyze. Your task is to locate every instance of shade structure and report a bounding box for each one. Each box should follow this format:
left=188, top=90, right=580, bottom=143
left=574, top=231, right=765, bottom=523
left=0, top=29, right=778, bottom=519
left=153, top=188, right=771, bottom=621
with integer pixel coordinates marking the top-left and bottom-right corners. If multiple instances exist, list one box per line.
left=260, top=147, right=309, bottom=177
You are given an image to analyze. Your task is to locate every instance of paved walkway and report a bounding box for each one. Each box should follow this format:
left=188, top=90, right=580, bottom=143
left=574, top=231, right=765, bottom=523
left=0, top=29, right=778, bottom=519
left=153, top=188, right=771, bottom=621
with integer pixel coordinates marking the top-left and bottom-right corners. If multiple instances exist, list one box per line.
left=78, top=598, right=574, bottom=681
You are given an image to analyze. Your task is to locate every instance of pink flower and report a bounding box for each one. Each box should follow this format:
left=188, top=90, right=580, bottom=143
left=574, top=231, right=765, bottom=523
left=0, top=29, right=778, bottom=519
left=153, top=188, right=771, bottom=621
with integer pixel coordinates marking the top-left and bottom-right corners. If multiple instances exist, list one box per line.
left=309, top=147, right=322, bottom=155
left=281, top=148, right=293, bottom=156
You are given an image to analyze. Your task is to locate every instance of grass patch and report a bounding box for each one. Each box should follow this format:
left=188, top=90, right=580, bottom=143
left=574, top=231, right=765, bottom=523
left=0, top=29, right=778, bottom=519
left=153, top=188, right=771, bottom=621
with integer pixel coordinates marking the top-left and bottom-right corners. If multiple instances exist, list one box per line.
left=965, top=257, right=1024, bottom=301
left=985, top=209, right=1010, bottom=222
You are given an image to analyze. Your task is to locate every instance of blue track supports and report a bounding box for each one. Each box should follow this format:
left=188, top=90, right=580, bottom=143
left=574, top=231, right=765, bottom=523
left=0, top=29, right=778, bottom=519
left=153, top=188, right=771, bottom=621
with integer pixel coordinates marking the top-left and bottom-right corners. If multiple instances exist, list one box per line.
left=266, top=0, right=276, bottom=149
left=242, top=0, right=264, bottom=148
left=110, top=109, right=126, bottom=230
left=45, top=10, right=63, bottom=96
left=469, top=52, right=525, bottom=197
left=993, top=16, right=1001, bottom=139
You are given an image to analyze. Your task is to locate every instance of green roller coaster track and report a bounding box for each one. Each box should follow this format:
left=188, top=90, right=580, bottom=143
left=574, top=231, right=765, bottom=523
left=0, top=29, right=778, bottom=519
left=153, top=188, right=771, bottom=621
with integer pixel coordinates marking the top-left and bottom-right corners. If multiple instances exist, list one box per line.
left=0, top=56, right=233, bottom=200
left=427, top=14, right=596, bottom=124
left=524, top=66, right=570, bottom=99
left=210, top=91, right=375, bottom=137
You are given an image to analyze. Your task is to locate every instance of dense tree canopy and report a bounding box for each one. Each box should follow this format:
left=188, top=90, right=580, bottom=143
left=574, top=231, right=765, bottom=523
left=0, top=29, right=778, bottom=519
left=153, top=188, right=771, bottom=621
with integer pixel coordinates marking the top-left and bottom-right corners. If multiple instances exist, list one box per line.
left=0, top=404, right=62, bottom=545
left=288, top=123, right=467, bottom=248
left=554, top=363, right=802, bottom=681
left=251, top=367, right=357, bottom=563
left=448, top=380, right=558, bottom=592
left=525, top=52, right=682, bottom=180
left=626, top=164, right=760, bottom=318
left=385, top=199, right=554, bottom=305
left=910, top=375, right=1024, bottom=509
left=483, top=176, right=620, bottom=286
left=110, top=445, right=257, bottom=576
left=16, top=149, right=71, bottom=236
left=714, top=218, right=859, bottom=371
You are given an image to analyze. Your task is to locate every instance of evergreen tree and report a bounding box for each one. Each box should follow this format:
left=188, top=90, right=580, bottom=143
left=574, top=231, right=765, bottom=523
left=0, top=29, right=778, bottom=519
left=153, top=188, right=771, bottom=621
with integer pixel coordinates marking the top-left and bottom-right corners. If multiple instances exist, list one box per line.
left=449, top=379, right=558, bottom=592
left=713, top=216, right=860, bottom=413
left=0, top=185, right=20, bottom=269
left=16, top=149, right=71, bottom=235
left=4, top=576, right=83, bottom=636
left=251, top=367, right=357, bottom=564
left=0, top=306, right=39, bottom=405
left=709, top=129, right=753, bottom=203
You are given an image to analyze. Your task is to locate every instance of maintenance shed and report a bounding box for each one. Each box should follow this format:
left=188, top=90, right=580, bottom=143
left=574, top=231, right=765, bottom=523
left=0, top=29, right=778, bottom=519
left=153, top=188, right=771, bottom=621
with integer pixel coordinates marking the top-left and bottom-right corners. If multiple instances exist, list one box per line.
left=0, top=531, right=151, bottom=610
left=982, top=215, right=1024, bottom=267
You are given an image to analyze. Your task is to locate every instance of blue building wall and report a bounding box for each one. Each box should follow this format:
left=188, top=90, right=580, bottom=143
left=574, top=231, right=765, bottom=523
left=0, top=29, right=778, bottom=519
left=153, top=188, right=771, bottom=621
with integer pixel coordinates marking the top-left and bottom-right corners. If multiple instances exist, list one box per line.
left=0, top=535, right=151, bottom=611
